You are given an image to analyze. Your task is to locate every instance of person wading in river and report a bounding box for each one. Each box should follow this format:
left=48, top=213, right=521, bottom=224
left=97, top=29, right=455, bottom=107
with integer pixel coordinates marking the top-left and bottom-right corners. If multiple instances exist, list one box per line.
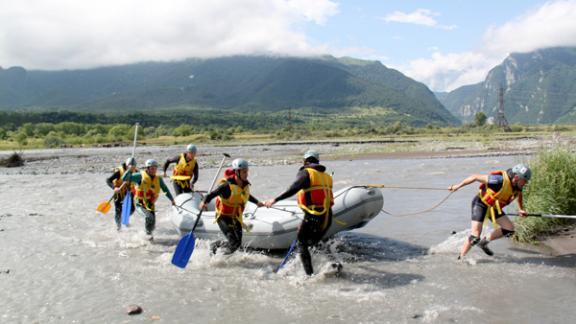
left=106, top=157, right=137, bottom=231
left=449, top=164, right=531, bottom=259
left=199, top=158, right=264, bottom=255
left=123, top=159, right=175, bottom=240
left=265, top=150, right=334, bottom=276
left=163, top=144, right=199, bottom=196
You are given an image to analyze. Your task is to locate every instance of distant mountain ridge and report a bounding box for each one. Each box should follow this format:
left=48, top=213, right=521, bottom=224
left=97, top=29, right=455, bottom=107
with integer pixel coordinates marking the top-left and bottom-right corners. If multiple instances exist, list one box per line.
left=437, top=47, right=576, bottom=124
left=0, top=55, right=459, bottom=126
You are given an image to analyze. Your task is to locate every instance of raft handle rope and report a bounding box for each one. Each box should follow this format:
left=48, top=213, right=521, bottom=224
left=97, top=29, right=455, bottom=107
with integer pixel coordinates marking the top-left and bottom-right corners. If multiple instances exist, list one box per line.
left=364, top=184, right=455, bottom=217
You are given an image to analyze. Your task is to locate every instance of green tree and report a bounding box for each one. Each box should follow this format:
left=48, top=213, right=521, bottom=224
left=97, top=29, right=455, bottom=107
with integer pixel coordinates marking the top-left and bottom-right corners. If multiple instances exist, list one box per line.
left=474, top=112, right=487, bottom=127
left=14, top=132, right=28, bottom=146
left=173, top=124, right=195, bottom=137
left=108, top=124, right=132, bottom=140
left=43, top=131, right=65, bottom=148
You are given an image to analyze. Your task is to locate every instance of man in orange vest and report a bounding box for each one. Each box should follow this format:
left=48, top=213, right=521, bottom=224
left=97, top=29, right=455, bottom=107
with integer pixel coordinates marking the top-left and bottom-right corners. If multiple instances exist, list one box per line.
left=199, top=158, right=263, bottom=255
left=163, top=144, right=199, bottom=195
left=106, top=157, right=137, bottom=231
left=123, top=159, right=175, bottom=240
left=449, top=163, right=531, bottom=259
left=265, top=150, right=334, bottom=275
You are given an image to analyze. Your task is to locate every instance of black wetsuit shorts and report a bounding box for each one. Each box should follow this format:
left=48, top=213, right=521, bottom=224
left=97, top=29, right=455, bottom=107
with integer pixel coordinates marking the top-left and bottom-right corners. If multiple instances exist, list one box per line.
left=471, top=195, right=505, bottom=222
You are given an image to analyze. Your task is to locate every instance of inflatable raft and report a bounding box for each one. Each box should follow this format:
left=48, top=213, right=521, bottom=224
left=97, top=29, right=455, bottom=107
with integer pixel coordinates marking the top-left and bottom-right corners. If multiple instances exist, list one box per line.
left=170, top=186, right=383, bottom=249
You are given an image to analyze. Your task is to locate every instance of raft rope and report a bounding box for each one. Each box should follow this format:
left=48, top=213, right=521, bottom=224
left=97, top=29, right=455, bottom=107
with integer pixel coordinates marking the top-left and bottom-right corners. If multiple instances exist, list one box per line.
left=380, top=191, right=454, bottom=217
left=345, top=184, right=455, bottom=217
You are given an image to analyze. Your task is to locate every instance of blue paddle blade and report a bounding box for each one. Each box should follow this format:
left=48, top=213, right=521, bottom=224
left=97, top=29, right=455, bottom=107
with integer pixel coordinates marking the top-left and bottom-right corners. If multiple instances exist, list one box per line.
left=172, top=232, right=196, bottom=268
left=274, top=239, right=297, bottom=273
left=121, top=192, right=132, bottom=225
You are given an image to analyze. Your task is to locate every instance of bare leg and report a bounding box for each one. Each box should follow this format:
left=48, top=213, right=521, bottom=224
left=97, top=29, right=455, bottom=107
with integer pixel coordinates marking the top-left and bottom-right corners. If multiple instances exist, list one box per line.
left=487, top=216, right=514, bottom=241
left=459, top=221, right=483, bottom=258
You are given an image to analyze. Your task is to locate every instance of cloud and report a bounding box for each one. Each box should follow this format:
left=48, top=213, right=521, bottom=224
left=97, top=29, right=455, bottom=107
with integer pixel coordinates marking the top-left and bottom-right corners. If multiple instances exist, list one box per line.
left=0, top=0, right=338, bottom=70
left=382, top=8, right=456, bottom=30
left=404, top=0, right=576, bottom=91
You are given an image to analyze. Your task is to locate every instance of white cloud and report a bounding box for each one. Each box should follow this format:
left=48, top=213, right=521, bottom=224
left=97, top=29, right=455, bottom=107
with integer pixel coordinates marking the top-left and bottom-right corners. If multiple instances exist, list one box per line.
left=382, top=9, right=456, bottom=30
left=0, top=0, right=338, bottom=70
left=404, top=0, right=576, bottom=91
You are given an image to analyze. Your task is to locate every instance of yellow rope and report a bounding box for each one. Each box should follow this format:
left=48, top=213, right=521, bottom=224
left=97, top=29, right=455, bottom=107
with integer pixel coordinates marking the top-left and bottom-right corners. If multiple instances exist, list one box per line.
left=380, top=191, right=455, bottom=217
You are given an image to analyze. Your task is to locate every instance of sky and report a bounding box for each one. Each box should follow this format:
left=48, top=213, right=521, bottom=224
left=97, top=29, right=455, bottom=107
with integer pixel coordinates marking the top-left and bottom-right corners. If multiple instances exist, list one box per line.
left=1, top=0, right=576, bottom=92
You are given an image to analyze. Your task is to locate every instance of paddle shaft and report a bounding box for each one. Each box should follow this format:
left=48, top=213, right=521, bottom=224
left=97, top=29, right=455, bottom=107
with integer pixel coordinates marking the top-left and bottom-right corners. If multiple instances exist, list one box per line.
left=131, top=123, right=139, bottom=158
left=190, top=153, right=230, bottom=232
left=508, top=213, right=576, bottom=220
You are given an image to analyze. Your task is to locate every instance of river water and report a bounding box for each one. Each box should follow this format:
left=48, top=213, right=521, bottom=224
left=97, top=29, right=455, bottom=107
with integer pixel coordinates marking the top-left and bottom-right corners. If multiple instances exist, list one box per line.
left=1, top=145, right=574, bottom=323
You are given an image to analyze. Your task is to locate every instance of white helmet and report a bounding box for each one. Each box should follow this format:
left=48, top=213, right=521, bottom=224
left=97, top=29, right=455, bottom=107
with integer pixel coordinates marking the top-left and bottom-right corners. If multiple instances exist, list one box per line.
left=512, top=163, right=531, bottom=180
left=145, top=159, right=158, bottom=168
left=303, top=150, right=319, bottom=161
left=186, top=144, right=197, bottom=153
left=125, top=157, right=137, bottom=167
left=232, top=158, right=249, bottom=170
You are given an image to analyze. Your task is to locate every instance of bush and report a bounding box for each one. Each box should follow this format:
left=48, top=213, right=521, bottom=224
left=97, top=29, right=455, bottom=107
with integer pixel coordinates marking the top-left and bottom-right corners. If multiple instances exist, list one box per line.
left=514, top=148, right=576, bottom=243
left=43, top=131, right=66, bottom=148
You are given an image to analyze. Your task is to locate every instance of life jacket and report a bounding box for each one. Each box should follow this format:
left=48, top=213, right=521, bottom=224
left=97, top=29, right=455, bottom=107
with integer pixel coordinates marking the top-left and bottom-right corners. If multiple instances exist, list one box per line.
left=297, top=167, right=334, bottom=216
left=171, top=153, right=196, bottom=179
left=478, top=170, right=518, bottom=225
left=112, top=164, right=137, bottom=197
left=215, top=177, right=251, bottom=230
left=135, top=170, right=161, bottom=211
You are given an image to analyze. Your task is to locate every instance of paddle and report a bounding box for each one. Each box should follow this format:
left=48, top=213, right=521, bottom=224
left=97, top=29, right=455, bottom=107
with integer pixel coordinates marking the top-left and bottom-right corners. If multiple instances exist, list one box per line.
left=508, top=212, right=576, bottom=220
left=274, top=239, right=297, bottom=273
left=121, top=123, right=139, bottom=226
left=172, top=153, right=230, bottom=268
left=96, top=195, right=115, bottom=214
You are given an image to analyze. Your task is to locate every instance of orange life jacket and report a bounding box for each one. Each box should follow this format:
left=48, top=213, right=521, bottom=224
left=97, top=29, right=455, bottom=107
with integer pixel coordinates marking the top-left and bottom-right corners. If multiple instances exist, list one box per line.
left=112, top=164, right=137, bottom=197
left=297, top=167, right=333, bottom=216
left=135, top=170, right=160, bottom=211
left=478, top=170, right=518, bottom=224
left=215, top=178, right=250, bottom=219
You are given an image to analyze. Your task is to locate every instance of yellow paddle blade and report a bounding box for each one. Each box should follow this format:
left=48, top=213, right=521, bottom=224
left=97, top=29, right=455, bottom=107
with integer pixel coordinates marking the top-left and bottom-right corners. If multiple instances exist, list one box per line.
left=171, top=175, right=192, bottom=181
left=96, top=201, right=112, bottom=214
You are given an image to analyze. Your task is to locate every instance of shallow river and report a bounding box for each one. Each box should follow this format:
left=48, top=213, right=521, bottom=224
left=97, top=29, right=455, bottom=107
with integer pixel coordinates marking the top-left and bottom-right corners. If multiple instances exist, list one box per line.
left=1, top=145, right=574, bottom=323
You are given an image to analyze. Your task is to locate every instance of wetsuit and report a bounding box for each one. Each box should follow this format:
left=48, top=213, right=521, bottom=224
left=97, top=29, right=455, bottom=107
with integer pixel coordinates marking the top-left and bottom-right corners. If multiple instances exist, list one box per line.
left=274, top=163, right=333, bottom=275
left=163, top=155, right=199, bottom=195
left=122, top=171, right=174, bottom=235
left=105, top=163, right=135, bottom=228
left=471, top=169, right=518, bottom=222
left=203, top=177, right=260, bottom=254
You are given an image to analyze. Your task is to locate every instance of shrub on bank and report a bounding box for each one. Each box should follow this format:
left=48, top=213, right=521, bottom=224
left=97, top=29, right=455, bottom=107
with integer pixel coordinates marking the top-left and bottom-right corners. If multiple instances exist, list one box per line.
left=515, top=148, right=576, bottom=243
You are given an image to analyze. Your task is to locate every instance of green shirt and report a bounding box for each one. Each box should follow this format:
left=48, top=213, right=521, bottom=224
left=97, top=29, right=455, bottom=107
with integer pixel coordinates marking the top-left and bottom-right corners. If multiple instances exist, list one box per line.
left=122, top=171, right=174, bottom=202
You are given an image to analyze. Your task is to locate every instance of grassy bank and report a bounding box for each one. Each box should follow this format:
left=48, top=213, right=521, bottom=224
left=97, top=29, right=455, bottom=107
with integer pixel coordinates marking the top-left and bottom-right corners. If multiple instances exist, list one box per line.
left=1, top=109, right=576, bottom=150
left=515, top=148, right=576, bottom=243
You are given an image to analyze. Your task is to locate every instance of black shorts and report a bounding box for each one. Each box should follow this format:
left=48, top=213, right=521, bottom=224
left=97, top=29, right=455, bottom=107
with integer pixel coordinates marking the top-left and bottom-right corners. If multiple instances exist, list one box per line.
left=471, top=195, right=505, bottom=222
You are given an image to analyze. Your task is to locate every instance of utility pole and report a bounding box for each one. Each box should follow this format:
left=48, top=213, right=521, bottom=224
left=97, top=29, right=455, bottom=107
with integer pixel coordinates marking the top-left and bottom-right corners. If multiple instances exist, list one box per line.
left=495, top=86, right=511, bottom=131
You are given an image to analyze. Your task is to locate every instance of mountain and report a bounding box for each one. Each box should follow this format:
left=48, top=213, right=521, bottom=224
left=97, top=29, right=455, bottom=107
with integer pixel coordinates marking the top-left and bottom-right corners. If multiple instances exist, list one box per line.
left=0, top=55, right=459, bottom=126
left=438, top=47, right=576, bottom=124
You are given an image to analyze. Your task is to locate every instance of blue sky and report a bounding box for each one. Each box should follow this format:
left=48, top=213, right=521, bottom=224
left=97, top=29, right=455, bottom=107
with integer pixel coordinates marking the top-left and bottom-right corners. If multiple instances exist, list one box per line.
left=1, top=0, right=576, bottom=92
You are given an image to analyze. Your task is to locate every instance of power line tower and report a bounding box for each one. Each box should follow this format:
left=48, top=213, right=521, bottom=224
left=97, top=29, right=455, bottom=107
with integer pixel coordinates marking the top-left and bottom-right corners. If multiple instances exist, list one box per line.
left=495, top=86, right=511, bottom=131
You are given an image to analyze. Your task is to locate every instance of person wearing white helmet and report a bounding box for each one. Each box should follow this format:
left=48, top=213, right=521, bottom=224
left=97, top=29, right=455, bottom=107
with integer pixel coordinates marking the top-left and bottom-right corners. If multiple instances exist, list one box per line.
left=199, top=158, right=264, bottom=255
left=106, top=157, right=138, bottom=231
left=449, top=163, right=531, bottom=259
left=163, top=144, right=199, bottom=195
left=123, top=158, right=175, bottom=240
left=264, top=150, right=334, bottom=275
